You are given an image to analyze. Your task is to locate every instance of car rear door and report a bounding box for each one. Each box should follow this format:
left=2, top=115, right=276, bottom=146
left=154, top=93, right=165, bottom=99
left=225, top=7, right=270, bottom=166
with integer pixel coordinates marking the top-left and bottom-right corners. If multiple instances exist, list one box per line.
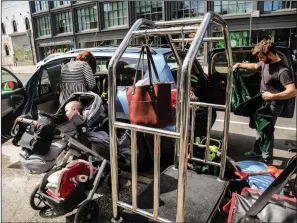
left=34, top=58, right=74, bottom=114
left=208, top=47, right=295, bottom=117
left=1, top=67, right=26, bottom=143
left=208, top=47, right=261, bottom=106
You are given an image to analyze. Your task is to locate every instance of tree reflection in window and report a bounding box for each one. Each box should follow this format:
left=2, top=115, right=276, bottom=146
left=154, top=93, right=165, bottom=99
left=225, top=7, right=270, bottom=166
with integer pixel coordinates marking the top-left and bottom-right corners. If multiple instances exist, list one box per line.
left=172, top=1, right=204, bottom=19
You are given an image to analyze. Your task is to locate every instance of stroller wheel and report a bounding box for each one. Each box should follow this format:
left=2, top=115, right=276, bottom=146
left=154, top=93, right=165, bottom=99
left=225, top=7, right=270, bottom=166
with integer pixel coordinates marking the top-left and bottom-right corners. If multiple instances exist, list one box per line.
left=30, top=185, right=47, bottom=210
left=74, top=200, right=99, bottom=223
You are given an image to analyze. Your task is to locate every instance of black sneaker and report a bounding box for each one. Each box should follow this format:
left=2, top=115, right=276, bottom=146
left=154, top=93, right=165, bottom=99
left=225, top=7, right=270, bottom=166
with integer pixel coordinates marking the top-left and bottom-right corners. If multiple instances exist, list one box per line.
left=118, top=130, right=131, bottom=148
left=258, top=157, right=273, bottom=165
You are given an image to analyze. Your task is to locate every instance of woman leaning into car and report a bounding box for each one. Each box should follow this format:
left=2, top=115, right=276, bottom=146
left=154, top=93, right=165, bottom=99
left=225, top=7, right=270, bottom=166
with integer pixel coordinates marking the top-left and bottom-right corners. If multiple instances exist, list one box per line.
left=59, top=51, right=97, bottom=105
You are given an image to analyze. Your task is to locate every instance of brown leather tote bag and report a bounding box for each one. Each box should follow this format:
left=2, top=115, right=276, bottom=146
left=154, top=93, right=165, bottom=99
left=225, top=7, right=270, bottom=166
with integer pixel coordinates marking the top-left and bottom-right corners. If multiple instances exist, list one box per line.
left=126, top=45, right=172, bottom=128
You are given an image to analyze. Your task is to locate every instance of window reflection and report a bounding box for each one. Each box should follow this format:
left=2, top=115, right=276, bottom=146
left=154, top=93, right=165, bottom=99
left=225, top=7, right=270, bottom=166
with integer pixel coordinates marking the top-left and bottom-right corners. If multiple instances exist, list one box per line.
left=136, top=1, right=163, bottom=21
left=264, top=1, right=296, bottom=11
left=214, top=1, right=253, bottom=14
left=172, top=1, right=204, bottom=19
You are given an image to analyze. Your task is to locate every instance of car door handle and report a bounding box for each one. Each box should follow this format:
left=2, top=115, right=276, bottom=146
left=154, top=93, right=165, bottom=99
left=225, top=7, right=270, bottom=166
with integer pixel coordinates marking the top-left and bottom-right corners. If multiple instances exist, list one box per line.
left=10, top=95, right=24, bottom=111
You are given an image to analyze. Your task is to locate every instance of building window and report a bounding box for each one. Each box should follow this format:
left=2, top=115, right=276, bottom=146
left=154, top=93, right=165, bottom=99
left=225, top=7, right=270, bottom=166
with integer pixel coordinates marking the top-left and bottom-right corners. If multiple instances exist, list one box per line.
left=54, top=11, right=72, bottom=34
left=5, top=45, right=9, bottom=56
left=214, top=31, right=249, bottom=48
left=35, top=1, right=48, bottom=12
left=12, top=20, right=17, bottom=32
left=135, top=1, right=163, bottom=21
left=76, top=6, right=98, bottom=31
left=2, top=23, right=6, bottom=34
left=36, top=16, right=51, bottom=37
left=103, top=2, right=128, bottom=28
left=172, top=1, right=204, bottom=19
left=52, top=1, right=71, bottom=8
left=25, top=18, right=30, bottom=30
left=264, top=1, right=297, bottom=11
left=214, top=1, right=253, bottom=14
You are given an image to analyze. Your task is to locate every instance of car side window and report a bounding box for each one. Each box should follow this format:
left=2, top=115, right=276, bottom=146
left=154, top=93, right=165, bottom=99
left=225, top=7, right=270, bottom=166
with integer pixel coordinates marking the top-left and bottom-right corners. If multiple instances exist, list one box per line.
left=1, top=68, right=20, bottom=92
left=212, top=51, right=259, bottom=74
left=39, top=69, right=52, bottom=96
left=165, top=53, right=201, bottom=83
left=35, top=58, right=72, bottom=98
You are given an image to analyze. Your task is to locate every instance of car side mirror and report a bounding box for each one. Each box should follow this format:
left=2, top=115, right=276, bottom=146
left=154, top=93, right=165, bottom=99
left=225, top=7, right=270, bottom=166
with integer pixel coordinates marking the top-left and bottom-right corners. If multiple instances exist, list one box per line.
left=1, top=81, right=18, bottom=92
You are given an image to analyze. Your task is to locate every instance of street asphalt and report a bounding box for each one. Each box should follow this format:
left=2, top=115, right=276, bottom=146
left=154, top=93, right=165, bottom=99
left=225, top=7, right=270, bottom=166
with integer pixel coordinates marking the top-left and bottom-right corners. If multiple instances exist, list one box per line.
left=1, top=72, right=296, bottom=222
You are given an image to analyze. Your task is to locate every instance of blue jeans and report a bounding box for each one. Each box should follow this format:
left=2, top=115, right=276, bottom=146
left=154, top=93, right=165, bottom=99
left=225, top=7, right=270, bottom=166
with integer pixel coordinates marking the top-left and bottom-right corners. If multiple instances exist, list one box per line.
left=255, top=102, right=284, bottom=159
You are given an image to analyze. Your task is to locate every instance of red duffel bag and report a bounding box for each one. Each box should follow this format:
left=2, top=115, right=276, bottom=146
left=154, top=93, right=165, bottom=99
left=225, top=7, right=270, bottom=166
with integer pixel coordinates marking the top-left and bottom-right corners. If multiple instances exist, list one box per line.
left=223, top=155, right=297, bottom=223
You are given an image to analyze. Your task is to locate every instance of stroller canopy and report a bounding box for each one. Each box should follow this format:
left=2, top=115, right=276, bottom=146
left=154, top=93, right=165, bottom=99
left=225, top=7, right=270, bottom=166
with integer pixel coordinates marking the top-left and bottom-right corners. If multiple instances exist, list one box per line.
left=57, top=92, right=105, bottom=128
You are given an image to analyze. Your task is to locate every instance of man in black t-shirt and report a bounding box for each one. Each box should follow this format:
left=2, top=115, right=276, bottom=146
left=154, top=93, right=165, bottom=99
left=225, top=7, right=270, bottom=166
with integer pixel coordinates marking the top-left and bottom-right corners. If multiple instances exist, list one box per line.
left=233, top=40, right=296, bottom=161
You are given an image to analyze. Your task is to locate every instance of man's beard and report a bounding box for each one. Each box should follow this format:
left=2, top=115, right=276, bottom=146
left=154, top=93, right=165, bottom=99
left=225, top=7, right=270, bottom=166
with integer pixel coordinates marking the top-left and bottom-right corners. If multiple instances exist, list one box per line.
left=265, top=57, right=271, bottom=64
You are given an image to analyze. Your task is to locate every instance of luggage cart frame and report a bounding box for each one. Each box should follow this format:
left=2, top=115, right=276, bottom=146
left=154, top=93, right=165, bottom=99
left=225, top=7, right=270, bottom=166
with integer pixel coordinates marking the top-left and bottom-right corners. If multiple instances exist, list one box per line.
left=108, top=12, right=233, bottom=222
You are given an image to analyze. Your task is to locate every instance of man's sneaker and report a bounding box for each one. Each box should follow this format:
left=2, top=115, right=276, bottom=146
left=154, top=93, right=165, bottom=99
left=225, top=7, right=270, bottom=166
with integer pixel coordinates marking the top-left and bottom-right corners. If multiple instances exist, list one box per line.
left=118, top=130, right=131, bottom=149
left=258, top=157, right=273, bottom=165
left=244, top=150, right=262, bottom=157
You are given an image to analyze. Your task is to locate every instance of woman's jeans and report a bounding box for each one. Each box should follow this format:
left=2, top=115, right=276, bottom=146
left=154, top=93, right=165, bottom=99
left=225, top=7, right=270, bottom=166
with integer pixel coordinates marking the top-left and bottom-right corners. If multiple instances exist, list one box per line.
left=254, top=102, right=284, bottom=159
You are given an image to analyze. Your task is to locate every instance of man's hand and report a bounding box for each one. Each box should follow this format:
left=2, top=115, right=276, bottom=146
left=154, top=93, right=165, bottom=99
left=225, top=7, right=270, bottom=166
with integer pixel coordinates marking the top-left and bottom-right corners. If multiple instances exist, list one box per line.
left=232, top=63, right=258, bottom=71
left=233, top=63, right=240, bottom=71
left=262, top=92, right=275, bottom=101
left=264, top=83, right=296, bottom=101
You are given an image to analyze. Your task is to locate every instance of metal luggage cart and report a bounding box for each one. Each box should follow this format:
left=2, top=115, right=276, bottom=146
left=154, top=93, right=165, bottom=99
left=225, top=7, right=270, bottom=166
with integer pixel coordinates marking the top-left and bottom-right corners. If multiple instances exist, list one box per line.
left=108, top=12, right=233, bottom=222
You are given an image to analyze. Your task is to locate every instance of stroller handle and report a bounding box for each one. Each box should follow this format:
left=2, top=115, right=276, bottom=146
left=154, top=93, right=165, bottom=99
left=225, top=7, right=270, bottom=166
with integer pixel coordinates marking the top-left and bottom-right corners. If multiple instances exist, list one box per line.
left=14, top=117, right=38, bottom=126
left=11, top=117, right=38, bottom=136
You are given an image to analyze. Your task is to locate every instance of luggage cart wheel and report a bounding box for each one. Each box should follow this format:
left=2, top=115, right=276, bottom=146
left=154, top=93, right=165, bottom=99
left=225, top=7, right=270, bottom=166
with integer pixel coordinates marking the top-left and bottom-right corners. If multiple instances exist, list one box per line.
left=74, top=199, right=99, bottom=223
left=30, top=185, right=47, bottom=210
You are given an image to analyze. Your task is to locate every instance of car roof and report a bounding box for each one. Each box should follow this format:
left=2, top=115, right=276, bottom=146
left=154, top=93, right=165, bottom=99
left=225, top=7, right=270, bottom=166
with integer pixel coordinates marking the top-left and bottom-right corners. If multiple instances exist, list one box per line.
left=65, top=46, right=172, bottom=54
left=44, top=46, right=172, bottom=65
left=212, top=46, right=291, bottom=52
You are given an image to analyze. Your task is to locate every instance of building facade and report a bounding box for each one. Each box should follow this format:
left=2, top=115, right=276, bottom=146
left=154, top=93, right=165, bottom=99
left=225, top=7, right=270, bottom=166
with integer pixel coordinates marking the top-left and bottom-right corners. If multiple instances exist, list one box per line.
left=29, top=1, right=297, bottom=62
left=1, top=1, right=36, bottom=66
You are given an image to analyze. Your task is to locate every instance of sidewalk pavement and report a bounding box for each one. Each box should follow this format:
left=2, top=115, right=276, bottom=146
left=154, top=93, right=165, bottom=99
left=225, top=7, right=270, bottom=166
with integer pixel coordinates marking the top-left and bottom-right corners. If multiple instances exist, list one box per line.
left=3, top=65, right=37, bottom=74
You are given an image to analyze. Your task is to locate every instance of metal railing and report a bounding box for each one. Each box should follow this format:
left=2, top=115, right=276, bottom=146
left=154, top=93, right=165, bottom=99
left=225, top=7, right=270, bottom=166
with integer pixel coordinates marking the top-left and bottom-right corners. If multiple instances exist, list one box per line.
left=107, top=12, right=233, bottom=222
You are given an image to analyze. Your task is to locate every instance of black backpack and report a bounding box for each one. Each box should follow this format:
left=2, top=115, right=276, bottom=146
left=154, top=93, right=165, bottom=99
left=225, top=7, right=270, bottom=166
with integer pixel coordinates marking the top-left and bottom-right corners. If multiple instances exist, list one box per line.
left=13, top=115, right=56, bottom=155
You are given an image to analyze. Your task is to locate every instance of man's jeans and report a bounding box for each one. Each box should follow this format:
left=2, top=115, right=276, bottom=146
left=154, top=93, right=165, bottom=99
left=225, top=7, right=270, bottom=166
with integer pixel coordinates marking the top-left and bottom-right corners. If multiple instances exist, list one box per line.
left=254, top=102, right=284, bottom=159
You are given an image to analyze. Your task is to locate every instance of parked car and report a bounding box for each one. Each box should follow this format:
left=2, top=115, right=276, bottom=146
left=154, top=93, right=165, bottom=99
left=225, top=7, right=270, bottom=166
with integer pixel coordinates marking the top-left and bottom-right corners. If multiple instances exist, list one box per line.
left=36, top=53, right=64, bottom=69
left=2, top=46, right=295, bottom=168
left=1, top=47, right=211, bottom=168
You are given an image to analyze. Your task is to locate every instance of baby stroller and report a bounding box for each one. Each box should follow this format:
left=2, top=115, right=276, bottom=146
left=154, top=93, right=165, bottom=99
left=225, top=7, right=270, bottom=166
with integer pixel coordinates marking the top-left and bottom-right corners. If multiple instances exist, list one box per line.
left=11, top=92, right=130, bottom=222
left=11, top=91, right=107, bottom=174
left=30, top=129, right=109, bottom=223
left=10, top=92, right=111, bottom=222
